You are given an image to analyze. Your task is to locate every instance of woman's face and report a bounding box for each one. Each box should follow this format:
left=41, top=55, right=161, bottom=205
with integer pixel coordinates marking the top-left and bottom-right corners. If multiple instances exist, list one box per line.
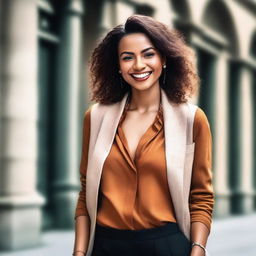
left=118, top=32, right=165, bottom=92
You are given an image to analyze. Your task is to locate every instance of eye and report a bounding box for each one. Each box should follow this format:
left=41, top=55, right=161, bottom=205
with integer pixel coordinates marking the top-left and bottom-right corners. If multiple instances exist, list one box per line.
left=122, top=56, right=133, bottom=61
left=144, top=52, right=155, bottom=58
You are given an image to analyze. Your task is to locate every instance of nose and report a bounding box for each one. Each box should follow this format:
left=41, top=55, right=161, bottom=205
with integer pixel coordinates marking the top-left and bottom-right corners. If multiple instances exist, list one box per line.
left=133, top=57, right=146, bottom=71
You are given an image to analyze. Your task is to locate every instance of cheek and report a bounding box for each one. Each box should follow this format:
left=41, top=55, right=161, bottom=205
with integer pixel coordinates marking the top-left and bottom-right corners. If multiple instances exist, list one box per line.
left=121, top=63, right=129, bottom=70
left=150, top=59, right=163, bottom=70
left=119, top=64, right=131, bottom=82
left=120, top=63, right=132, bottom=76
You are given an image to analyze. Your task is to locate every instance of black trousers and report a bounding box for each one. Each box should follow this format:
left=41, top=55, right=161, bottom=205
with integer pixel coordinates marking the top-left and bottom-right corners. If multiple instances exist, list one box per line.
left=91, top=222, right=192, bottom=256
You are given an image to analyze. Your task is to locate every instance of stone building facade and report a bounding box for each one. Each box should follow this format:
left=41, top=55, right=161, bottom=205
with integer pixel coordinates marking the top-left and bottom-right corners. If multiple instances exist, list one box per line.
left=0, top=0, right=255, bottom=250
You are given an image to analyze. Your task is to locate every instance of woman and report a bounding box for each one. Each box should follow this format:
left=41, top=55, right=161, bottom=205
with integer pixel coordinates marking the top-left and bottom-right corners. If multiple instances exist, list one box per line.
left=73, top=15, right=214, bottom=256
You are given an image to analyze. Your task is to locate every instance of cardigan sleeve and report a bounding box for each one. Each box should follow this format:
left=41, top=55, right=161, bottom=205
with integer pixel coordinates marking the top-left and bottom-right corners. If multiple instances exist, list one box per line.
left=189, top=107, right=214, bottom=232
left=74, top=107, right=91, bottom=219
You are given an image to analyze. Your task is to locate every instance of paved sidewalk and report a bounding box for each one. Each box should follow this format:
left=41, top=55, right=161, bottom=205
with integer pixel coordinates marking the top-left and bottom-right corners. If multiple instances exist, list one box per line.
left=207, top=213, right=256, bottom=256
left=1, top=213, right=256, bottom=256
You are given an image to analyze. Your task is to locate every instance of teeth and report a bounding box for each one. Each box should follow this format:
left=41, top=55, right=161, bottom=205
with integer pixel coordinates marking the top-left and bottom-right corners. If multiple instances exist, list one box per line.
left=132, top=72, right=151, bottom=78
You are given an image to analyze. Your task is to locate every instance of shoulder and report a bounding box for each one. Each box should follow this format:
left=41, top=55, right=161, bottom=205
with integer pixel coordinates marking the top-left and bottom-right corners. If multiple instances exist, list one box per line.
left=192, top=106, right=212, bottom=140
left=194, top=107, right=210, bottom=128
left=185, top=102, right=210, bottom=127
left=88, top=101, right=115, bottom=117
left=85, top=105, right=92, bottom=117
left=83, top=101, right=113, bottom=123
left=84, top=102, right=105, bottom=117
left=85, top=107, right=91, bottom=118
left=83, top=104, right=94, bottom=126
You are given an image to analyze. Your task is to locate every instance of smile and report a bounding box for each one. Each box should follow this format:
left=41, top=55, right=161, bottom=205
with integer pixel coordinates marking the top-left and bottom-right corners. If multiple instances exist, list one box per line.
left=130, top=71, right=152, bottom=81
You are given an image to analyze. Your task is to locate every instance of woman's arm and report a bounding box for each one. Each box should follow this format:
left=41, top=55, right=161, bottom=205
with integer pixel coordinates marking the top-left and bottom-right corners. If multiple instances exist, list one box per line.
left=189, top=107, right=215, bottom=256
left=190, top=222, right=209, bottom=256
left=73, top=108, right=92, bottom=255
left=73, top=216, right=91, bottom=256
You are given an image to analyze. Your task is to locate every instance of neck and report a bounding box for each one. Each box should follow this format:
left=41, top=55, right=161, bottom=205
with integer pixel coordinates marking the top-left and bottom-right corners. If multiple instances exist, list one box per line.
left=127, top=85, right=161, bottom=113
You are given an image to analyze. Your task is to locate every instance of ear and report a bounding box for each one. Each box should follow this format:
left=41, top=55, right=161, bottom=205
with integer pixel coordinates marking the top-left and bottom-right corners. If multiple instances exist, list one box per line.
left=161, top=56, right=166, bottom=66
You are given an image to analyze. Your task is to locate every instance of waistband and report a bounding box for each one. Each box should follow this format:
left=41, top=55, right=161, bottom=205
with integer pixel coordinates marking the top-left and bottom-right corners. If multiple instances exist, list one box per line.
left=95, top=222, right=180, bottom=241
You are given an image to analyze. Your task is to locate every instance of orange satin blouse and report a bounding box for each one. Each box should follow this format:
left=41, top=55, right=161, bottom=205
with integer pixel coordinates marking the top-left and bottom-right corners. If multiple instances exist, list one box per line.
left=75, top=102, right=214, bottom=232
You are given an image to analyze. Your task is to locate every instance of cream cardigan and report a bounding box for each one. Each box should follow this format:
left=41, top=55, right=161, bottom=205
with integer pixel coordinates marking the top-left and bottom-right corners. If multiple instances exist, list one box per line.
left=85, top=88, right=199, bottom=256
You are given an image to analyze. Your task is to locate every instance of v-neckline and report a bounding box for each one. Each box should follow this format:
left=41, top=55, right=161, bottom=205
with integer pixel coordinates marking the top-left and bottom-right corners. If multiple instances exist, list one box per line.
left=118, top=98, right=163, bottom=166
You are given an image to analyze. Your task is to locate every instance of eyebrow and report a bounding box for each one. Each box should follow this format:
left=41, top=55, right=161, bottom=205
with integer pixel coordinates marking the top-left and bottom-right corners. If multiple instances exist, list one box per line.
left=120, top=47, right=155, bottom=57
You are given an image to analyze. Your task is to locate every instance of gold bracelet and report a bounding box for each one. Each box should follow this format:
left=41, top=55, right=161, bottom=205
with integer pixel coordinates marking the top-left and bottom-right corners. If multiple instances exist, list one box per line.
left=72, top=250, right=86, bottom=256
left=191, top=242, right=206, bottom=255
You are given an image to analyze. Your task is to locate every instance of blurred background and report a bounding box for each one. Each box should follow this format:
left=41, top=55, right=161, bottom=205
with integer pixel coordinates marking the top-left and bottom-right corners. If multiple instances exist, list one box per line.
left=0, top=0, right=256, bottom=255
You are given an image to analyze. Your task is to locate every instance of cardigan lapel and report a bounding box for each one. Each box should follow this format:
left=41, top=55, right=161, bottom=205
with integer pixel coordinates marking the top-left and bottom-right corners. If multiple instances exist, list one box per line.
left=86, top=93, right=129, bottom=221
left=161, top=89, right=187, bottom=231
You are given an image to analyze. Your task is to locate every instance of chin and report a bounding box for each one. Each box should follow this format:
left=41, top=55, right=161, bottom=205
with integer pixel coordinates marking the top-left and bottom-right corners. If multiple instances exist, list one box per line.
left=125, top=78, right=159, bottom=91
left=133, top=85, right=155, bottom=92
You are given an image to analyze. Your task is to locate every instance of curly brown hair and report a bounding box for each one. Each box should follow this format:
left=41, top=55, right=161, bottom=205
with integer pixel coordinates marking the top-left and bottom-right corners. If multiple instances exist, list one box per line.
left=89, top=14, right=199, bottom=104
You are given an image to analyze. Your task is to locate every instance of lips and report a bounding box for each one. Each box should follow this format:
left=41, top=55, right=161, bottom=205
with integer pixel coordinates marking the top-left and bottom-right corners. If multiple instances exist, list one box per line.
left=130, top=71, right=152, bottom=81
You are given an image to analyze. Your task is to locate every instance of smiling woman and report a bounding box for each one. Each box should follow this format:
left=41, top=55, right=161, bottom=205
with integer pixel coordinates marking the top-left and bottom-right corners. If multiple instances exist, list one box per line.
left=73, top=14, right=214, bottom=256
left=89, top=14, right=199, bottom=105
left=118, top=34, right=164, bottom=91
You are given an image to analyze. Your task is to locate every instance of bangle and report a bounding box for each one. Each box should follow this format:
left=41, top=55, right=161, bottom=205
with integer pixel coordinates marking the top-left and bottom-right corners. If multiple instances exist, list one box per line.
left=191, top=242, right=207, bottom=254
left=72, top=250, right=86, bottom=256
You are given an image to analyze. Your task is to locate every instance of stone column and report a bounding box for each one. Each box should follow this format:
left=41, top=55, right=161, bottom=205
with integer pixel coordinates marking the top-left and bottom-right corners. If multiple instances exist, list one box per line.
left=0, top=0, right=44, bottom=250
left=192, top=48, right=231, bottom=217
left=231, top=62, right=254, bottom=213
left=213, top=52, right=231, bottom=217
left=253, top=71, right=256, bottom=210
left=53, top=0, right=84, bottom=228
